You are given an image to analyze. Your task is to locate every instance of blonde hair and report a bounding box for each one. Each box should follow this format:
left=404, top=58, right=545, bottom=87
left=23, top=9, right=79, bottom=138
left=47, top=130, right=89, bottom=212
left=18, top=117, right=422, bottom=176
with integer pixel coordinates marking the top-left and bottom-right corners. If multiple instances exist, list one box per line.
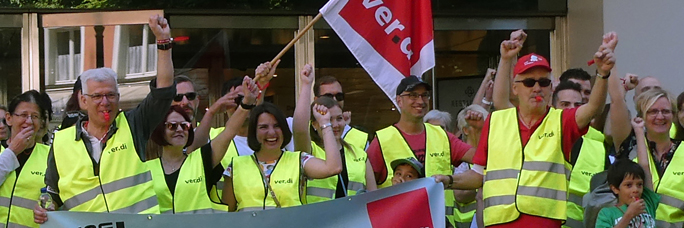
left=635, top=88, right=677, bottom=118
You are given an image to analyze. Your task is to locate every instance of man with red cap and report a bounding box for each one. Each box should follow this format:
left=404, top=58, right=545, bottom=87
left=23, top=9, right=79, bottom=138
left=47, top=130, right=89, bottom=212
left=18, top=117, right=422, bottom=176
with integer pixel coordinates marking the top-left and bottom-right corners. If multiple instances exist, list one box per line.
left=434, top=31, right=617, bottom=227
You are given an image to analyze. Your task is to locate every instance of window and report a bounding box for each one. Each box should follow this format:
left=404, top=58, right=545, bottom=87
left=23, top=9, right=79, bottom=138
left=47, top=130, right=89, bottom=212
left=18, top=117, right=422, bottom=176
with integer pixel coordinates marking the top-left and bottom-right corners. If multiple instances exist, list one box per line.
left=112, top=24, right=157, bottom=79
left=44, top=27, right=84, bottom=85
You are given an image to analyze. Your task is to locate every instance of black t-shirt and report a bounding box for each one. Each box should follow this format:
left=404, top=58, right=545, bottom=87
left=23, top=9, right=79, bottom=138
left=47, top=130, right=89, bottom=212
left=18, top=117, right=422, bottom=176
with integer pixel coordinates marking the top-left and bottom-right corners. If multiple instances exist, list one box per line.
left=164, top=143, right=224, bottom=196
left=335, top=148, right=349, bottom=199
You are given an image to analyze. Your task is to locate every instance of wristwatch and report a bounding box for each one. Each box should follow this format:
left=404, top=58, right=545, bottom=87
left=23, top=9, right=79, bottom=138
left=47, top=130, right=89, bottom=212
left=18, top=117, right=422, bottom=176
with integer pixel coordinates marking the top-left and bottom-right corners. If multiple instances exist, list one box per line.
left=240, top=102, right=256, bottom=110
left=482, top=98, right=493, bottom=106
left=596, top=71, right=611, bottom=79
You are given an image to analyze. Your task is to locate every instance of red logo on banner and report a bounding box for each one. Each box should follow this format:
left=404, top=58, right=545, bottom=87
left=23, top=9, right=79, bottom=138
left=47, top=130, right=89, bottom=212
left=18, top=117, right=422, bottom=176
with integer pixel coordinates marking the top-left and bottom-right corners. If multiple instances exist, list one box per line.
left=366, top=188, right=434, bottom=228
left=338, top=0, right=433, bottom=76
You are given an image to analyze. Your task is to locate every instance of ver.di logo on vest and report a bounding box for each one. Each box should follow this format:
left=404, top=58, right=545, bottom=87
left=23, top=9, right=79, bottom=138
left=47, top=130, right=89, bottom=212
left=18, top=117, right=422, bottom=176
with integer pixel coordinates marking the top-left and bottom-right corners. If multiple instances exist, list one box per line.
left=108, top=143, right=128, bottom=154
left=274, top=178, right=293, bottom=184
left=353, top=157, right=366, bottom=162
left=185, top=176, right=203, bottom=184
left=673, top=171, right=684, bottom=176
left=31, top=171, right=45, bottom=176
left=538, top=131, right=555, bottom=139
left=429, top=152, right=446, bottom=157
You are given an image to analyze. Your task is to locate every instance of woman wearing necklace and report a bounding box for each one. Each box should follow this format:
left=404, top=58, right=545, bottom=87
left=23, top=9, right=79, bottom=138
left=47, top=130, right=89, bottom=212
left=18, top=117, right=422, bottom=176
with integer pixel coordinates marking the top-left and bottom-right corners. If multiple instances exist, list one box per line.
left=147, top=76, right=258, bottom=214
left=610, top=86, right=684, bottom=226
left=292, top=64, right=376, bottom=203
left=221, top=82, right=343, bottom=211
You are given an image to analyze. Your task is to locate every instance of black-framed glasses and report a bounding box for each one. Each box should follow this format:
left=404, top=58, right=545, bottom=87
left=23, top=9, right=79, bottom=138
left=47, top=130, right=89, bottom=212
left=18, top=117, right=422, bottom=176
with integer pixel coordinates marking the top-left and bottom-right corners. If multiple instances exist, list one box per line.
left=400, top=92, right=431, bottom=100
left=514, top=78, right=552, bottom=88
left=83, top=93, right=119, bottom=103
left=174, top=92, right=197, bottom=102
left=321, top=92, right=345, bottom=101
left=165, top=121, right=191, bottom=131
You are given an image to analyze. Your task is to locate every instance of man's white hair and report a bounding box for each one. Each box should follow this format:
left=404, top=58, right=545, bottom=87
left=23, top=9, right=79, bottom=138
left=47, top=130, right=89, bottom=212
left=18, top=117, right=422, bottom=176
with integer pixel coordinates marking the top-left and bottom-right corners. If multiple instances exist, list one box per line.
left=81, top=68, right=119, bottom=94
left=423, top=110, right=453, bottom=132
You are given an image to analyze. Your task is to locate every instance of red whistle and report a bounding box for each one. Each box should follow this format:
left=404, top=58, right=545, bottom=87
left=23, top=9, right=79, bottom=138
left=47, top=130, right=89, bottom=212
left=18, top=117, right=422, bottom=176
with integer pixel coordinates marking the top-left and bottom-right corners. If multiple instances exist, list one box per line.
left=103, top=112, right=110, bottom=122
left=587, top=59, right=595, bottom=66
left=535, top=96, right=543, bottom=102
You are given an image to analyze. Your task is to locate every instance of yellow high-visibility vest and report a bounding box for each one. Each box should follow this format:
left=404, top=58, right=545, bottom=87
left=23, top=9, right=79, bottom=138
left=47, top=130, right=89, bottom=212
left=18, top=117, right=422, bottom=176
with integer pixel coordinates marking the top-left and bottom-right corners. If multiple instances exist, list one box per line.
left=564, top=127, right=606, bottom=228
left=207, top=127, right=240, bottom=211
left=306, top=142, right=367, bottom=203
left=147, top=149, right=219, bottom=214
left=636, top=139, right=684, bottom=228
left=483, top=107, right=570, bottom=226
left=232, top=151, right=303, bottom=211
left=52, top=112, right=159, bottom=213
left=343, top=127, right=368, bottom=150
left=376, top=123, right=455, bottom=226
left=0, top=143, right=49, bottom=228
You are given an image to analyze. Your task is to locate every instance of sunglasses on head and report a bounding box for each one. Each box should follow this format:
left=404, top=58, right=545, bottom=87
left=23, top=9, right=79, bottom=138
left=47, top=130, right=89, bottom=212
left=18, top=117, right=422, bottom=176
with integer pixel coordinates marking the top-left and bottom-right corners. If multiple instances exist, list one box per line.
left=514, top=78, right=552, bottom=88
left=321, top=92, right=344, bottom=101
left=174, top=92, right=197, bottom=102
left=165, top=122, right=191, bottom=131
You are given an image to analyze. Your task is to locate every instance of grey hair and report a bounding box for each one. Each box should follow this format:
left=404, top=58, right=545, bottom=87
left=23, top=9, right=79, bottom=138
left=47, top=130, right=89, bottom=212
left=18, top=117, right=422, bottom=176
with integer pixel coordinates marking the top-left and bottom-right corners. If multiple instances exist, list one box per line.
left=457, top=104, right=489, bottom=132
left=81, top=68, right=119, bottom=94
left=423, top=110, right=453, bottom=132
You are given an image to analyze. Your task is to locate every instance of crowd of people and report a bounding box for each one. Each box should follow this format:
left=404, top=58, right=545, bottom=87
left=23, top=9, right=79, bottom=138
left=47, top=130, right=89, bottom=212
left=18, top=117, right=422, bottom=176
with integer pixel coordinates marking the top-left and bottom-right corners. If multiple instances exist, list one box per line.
left=0, top=14, right=679, bottom=228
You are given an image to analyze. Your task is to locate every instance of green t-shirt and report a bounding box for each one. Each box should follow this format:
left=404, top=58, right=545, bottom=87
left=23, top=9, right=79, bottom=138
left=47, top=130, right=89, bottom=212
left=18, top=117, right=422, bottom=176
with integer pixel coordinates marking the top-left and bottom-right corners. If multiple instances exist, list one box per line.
left=595, top=187, right=660, bottom=228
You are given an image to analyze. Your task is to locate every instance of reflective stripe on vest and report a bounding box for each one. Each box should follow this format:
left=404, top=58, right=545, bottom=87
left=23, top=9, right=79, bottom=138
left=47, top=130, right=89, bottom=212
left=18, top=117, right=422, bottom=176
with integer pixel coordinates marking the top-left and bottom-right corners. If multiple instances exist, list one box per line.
left=376, top=123, right=455, bottom=226
left=306, top=142, right=367, bottom=203
left=208, top=136, right=240, bottom=211
left=483, top=107, right=569, bottom=226
left=0, top=144, right=49, bottom=228
left=232, top=152, right=302, bottom=211
left=53, top=112, right=159, bottom=213
left=453, top=200, right=476, bottom=228
left=147, top=150, right=217, bottom=214
left=565, top=127, right=606, bottom=228
left=652, top=141, right=684, bottom=225
left=343, top=127, right=368, bottom=150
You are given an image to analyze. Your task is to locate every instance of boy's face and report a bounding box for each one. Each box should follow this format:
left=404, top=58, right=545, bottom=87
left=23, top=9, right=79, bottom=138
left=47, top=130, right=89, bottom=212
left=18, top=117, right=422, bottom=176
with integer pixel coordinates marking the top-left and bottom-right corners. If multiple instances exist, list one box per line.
left=392, top=164, right=420, bottom=185
left=610, top=174, right=644, bottom=206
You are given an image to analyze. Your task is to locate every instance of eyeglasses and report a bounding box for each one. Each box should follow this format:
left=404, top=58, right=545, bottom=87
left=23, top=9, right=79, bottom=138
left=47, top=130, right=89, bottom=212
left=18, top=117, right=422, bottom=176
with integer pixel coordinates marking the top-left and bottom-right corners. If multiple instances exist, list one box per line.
left=646, top=109, right=673, bottom=117
left=165, top=121, right=191, bottom=131
left=400, top=92, right=431, bottom=100
left=12, top=113, right=40, bottom=121
left=174, top=92, right=197, bottom=102
left=321, top=93, right=345, bottom=101
left=83, top=93, right=119, bottom=103
left=514, top=78, right=552, bottom=88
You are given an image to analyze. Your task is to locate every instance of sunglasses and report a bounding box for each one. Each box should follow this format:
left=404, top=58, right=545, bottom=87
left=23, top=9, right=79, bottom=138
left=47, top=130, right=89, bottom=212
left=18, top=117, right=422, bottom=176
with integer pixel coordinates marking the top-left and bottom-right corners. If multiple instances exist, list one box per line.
left=514, top=78, right=552, bottom=88
left=174, top=92, right=197, bottom=102
left=321, top=93, right=344, bottom=101
left=165, top=122, right=191, bottom=131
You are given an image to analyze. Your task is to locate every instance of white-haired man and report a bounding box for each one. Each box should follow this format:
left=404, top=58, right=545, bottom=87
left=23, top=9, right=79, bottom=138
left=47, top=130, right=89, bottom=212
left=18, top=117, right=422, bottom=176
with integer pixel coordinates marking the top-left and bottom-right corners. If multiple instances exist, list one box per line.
left=35, top=15, right=175, bottom=222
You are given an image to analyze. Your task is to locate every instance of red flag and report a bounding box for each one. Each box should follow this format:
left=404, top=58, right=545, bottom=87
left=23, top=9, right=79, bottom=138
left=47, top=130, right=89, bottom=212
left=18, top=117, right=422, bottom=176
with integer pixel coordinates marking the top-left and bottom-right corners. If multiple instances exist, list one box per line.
left=367, top=188, right=435, bottom=228
left=320, top=0, right=435, bottom=105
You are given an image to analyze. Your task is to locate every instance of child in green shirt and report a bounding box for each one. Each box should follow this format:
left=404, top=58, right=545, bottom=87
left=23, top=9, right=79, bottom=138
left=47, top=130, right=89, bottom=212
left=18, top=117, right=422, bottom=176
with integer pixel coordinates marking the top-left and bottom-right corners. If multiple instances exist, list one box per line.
left=596, top=117, right=660, bottom=228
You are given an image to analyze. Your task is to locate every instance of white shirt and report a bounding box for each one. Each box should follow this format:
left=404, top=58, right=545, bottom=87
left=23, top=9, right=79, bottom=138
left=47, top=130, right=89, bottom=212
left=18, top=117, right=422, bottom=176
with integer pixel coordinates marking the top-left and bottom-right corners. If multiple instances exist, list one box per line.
left=81, top=123, right=103, bottom=163
left=232, top=136, right=253, bottom=156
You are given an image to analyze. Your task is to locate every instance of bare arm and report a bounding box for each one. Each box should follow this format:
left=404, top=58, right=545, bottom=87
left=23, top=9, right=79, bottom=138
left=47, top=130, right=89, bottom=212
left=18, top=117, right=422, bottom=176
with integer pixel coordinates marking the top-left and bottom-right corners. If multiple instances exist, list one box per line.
left=454, top=189, right=477, bottom=204
left=576, top=32, right=617, bottom=129
left=303, top=105, right=343, bottom=179
left=221, top=176, right=237, bottom=212
left=632, top=117, right=653, bottom=189
left=292, top=64, right=314, bottom=153
left=472, top=69, right=495, bottom=109
left=365, top=161, right=377, bottom=191
left=149, top=15, right=173, bottom=88
left=189, top=92, right=238, bottom=152
left=255, top=60, right=280, bottom=105
left=609, top=71, right=633, bottom=149
left=492, top=30, right=526, bottom=110
left=434, top=169, right=484, bottom=190
left=209, top=77, right=258, bottom=167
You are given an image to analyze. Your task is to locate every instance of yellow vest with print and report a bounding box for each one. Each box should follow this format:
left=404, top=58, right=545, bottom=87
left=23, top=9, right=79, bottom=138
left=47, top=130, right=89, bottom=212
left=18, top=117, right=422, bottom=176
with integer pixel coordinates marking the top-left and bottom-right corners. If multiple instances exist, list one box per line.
left=0, top=143, right=49, bottom=228
left=306, top=142, right=367, bottom=203
left=376, top=124, right=455, bottom=226
left=52, top=112, right=159, bottom=213
left=483, top=107, right=570, bottom=226
left=637, top=140, right=684, bottom=228
left=147, top=149, right=218, bottom=214
left=564, top=126, right=606, bottom=228
left=343, top=127, right=368, bottom=150
left=232, top=151, right=302, bottom=211
left=453, top=165, right=477, bottom=228
left=207, top=127, right=240, bottom=211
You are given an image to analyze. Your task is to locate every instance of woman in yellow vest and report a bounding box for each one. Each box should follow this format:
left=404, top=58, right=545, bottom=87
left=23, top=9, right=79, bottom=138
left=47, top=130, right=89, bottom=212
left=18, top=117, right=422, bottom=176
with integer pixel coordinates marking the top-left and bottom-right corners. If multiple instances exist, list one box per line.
left=0, top=105, right=8, bottom=141
left=292, top=64, right=376, bottom=203
left=221, top=99, right=343, bottom=211
left=611, top=88, right=684, bottom=227
left=0, top=90, right=52, bottom=228
left=146, top=76, right=258, bottom=214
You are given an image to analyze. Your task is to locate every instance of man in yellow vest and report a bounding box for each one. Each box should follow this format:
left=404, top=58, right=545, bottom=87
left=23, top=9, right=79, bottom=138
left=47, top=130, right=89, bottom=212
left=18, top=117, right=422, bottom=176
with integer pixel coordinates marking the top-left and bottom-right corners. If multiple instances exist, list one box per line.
left=436, top=31, right=616, bottom=228
left=367, top=75, right=480, bottom=227
left=34, top=15, right=176, bottom=223
left=314, top=76, right=369, bottom=150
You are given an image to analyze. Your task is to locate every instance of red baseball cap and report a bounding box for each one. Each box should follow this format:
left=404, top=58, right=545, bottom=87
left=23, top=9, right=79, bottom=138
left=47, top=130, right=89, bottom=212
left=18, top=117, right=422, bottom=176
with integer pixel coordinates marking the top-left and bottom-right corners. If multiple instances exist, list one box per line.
left=513, top=53, right=552, bottom=76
